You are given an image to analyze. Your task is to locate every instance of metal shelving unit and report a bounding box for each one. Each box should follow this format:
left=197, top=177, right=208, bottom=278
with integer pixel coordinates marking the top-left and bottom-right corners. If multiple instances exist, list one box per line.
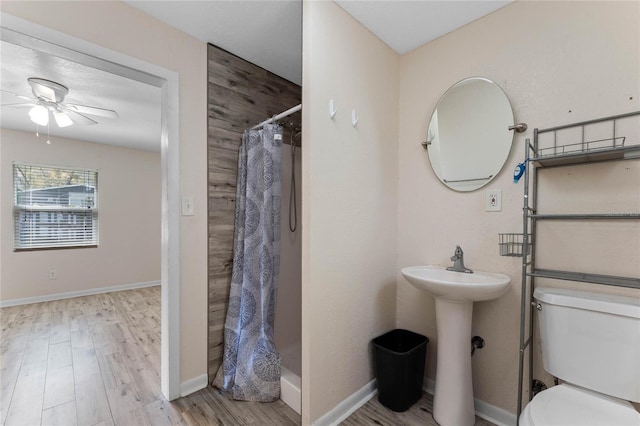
left=515, top=111, right=640, bottom=425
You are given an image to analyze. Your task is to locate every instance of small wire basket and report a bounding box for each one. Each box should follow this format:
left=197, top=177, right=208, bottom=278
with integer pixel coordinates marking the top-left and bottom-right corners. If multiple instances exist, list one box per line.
left=499, top=233, right=531, bottom=257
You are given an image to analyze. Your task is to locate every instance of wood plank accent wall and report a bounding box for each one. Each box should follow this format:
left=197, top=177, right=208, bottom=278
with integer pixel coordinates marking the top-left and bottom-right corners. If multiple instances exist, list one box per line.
left=207, top=44, right=301, bottom=382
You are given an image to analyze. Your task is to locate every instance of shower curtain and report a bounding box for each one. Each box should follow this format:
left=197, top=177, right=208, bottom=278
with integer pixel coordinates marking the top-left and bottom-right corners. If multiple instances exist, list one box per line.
left=214, top=124, right=283, bottom=402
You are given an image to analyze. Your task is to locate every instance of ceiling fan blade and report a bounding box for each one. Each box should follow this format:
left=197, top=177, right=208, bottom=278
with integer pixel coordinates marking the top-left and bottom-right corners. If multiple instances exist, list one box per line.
left=0, top=89, right=33, bottom=101
left=1, top=102, right=37, bottom=108
left=64, top=103, right=119, bottom=119
left=58, top=105, right=98, bottom=125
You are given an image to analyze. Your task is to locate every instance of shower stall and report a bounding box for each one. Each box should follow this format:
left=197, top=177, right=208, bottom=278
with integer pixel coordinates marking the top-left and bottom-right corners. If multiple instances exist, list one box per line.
left=207, top=43, right=302, bottom=413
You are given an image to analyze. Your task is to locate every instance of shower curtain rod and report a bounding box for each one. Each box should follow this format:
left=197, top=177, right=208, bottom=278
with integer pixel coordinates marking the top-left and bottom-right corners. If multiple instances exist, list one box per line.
left=251, top=104, right=302, bottom=130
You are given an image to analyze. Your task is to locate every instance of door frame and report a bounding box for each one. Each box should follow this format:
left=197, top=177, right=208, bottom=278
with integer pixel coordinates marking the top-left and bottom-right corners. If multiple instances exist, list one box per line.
left=1, top=13, right=182, bottom=399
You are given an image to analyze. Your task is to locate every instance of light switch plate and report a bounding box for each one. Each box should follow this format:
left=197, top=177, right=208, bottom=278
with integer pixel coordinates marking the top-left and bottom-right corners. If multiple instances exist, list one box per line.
left=182, top=196, right=195, bottom=216
left=485, top=189, right=502, bottom=212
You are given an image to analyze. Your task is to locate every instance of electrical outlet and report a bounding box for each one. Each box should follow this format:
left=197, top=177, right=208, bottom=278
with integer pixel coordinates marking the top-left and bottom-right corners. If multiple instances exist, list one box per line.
left=485, top=189, right=502, bottom=212
left=49, top=269, right=57, bottom=280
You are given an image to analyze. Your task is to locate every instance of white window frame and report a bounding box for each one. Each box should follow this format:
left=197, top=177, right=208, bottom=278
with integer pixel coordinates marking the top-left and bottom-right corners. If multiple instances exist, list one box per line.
left=13, top=162, right=99, bottom=251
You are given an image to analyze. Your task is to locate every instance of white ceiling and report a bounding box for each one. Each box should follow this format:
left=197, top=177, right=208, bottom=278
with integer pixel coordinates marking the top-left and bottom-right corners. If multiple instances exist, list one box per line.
left=335, top=1, right=513, bottom=54
left=1, top=1, right=512, bottom=151
left=125, top=0, right=512, bottom=85
left=125, top=0, right=303, bottom=85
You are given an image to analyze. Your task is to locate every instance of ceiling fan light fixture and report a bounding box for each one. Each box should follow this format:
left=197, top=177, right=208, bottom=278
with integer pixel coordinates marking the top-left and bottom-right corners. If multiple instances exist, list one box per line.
left=6, top=78, right=118, bottom=129
left=54, top=110, right=73, bottom=128
left=28, top=104, right=49, bottom=126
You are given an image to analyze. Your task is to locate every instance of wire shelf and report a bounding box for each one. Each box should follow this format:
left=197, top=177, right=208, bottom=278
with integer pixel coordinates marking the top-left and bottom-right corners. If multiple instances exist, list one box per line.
left=535, top=136, right=625, bottom=158
left=499, top=233, right=530, bottom=257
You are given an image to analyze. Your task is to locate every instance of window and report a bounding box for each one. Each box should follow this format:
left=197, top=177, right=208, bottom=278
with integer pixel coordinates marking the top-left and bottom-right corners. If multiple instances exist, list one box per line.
left=13, top=163, right=98, bottom=250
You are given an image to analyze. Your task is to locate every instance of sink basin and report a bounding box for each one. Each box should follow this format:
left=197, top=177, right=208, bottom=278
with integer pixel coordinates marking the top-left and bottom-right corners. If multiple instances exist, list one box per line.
left=401, top=265, right=510, bottom=302
left=401, top=265, right=511, bottom=425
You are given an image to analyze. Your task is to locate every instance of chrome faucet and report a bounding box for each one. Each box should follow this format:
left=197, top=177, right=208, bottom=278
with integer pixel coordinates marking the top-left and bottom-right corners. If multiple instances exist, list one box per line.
left=446, top=245, right=473, bottom=273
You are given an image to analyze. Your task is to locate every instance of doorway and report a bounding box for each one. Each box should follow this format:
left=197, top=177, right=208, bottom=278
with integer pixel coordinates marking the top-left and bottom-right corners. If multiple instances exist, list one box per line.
left=0, top=15, right=181, bottom=399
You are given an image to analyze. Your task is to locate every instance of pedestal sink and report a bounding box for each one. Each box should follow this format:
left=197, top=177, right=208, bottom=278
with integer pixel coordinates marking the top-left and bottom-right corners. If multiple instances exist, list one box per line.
left=401, top=265, right=510, bottom=426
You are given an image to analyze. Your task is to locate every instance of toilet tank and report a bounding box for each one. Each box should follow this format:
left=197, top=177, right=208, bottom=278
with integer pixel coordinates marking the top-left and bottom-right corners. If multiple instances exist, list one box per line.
left=534, top=287, right=640, bottom=402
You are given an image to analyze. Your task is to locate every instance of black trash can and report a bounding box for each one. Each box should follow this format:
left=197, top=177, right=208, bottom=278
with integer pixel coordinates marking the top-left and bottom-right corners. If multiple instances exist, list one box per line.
left=372, top=329, right=428, bottom=412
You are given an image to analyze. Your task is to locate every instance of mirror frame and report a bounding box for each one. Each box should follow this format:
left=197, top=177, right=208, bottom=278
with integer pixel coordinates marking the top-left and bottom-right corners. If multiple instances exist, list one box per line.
left=426, top=77, right=515, bottom=192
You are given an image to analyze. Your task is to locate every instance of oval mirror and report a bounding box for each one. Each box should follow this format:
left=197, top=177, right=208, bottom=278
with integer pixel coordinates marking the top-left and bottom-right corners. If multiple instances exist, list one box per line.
left=426, top=77, right=515, bottom=192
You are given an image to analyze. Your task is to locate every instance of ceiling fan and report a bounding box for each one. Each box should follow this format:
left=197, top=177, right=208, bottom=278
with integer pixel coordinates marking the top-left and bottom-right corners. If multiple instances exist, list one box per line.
left=1, top=78, right=119, bottom=128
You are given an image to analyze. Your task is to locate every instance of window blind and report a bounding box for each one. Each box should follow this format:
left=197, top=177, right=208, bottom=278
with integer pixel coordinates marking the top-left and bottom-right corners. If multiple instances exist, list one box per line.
left=13, top=163, right=98, bottom=250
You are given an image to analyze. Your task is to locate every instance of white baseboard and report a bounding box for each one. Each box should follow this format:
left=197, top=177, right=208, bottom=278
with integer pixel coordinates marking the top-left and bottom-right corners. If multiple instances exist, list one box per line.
left=312, top=379, right=377, bottom=426
left=474, top=398, right=517, bottom=426
left=180, top=373, right=208, bottom=397
left=0, top=280, right=160, bottom=308
left=280, top=367, right=301, bottom=415
left=423, top=377, right=517, bottom=426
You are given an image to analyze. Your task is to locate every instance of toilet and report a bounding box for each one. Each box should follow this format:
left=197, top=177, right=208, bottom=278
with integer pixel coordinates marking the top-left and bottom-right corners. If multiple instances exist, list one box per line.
left=520, top=287, right=640, bottom=426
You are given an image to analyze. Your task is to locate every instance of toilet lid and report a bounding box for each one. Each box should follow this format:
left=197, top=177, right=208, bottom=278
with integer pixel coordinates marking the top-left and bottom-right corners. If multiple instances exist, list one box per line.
left=529, top=384, right=640, bottom=426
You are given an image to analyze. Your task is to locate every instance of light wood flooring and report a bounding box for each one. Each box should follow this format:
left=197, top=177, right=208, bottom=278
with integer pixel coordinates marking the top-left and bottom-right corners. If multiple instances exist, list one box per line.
left=1, top=286, right=495, bottom=426
left=0, top=286, right=299, bottom=426
left=342, top=392, right=496, bottom=426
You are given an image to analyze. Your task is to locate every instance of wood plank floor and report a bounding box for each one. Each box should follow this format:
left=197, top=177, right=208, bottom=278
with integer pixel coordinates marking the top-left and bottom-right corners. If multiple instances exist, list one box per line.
left=1, top=287, right=495, bottom=426
left=342, top=392, right=496, bottom=426
left=0, top=287, right=299, bottom=426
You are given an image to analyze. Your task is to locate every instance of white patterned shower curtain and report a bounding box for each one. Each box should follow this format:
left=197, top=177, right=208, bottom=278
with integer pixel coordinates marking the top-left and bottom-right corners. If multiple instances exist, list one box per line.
left=213, top=124, right=283, bottom=401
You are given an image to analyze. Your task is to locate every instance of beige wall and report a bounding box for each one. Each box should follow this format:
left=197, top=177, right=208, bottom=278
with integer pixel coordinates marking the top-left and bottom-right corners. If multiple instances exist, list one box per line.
left=302, top=1, right=399, bottom=423
left=0, top=128, right=161, bottom=301
left=397, top=0, right=640, bottom=414
left=1, top=1, right=208, bottom=384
